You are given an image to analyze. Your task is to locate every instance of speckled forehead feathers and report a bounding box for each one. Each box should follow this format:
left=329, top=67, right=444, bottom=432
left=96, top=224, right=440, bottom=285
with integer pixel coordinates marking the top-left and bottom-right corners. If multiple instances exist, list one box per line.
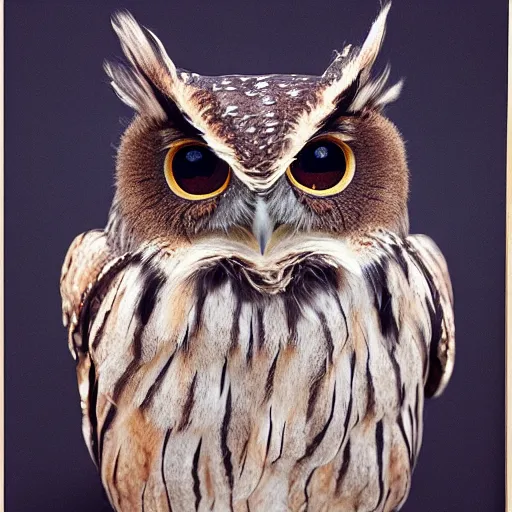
left=176, top=73, right=323, bottom=187
left=106, top=3, right=401, bottom=192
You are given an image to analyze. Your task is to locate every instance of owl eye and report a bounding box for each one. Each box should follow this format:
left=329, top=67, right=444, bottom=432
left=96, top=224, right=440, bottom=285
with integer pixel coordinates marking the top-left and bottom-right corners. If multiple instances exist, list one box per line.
left=164, top=140, right=231, bottom=200
left=286, top=135, right=355, bottom=196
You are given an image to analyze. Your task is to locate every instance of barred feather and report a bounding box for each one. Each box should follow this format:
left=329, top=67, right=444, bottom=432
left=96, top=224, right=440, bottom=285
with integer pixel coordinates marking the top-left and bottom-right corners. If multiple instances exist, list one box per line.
left=61, top=228, right=454, bottom=512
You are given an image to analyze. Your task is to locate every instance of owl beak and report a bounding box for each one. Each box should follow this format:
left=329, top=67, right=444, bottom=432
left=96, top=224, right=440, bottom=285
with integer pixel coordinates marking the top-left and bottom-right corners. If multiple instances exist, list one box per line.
left=252, top=198, right=274, bottom=255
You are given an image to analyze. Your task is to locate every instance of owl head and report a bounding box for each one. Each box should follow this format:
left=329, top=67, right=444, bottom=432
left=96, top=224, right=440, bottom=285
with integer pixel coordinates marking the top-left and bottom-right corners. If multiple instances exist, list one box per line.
left=105, top=3, right=408, bottom=254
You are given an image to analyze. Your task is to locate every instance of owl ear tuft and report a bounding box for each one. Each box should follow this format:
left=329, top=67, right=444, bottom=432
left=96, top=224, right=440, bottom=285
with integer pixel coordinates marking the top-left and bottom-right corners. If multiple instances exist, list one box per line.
left=105, top=10, right=180, bottom=120
left=348, top=67, right=404, bottom=113
left=321, top=2, right=402, bottom=113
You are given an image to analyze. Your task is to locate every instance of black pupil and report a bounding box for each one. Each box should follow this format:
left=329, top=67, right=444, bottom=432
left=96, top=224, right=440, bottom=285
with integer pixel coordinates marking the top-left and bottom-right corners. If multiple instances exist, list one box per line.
left=290, top=139, right=347, bottom=190
left=172, top=145, right=228, bottom=195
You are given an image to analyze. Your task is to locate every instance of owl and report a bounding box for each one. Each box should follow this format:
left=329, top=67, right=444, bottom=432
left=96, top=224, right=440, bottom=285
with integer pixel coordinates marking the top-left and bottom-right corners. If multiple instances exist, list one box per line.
left=60, top=4, right=455, bottom=512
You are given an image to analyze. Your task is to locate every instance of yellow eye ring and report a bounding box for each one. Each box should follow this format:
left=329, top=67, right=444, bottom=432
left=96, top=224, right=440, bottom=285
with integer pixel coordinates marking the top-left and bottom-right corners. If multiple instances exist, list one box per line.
left=286, top=135, right=355, bottom=197
left=164, top=139, right=231, bottom=200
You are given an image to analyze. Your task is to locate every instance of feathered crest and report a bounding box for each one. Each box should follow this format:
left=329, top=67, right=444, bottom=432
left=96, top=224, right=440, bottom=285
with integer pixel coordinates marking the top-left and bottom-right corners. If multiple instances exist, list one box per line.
left=104, top=11, right=181, bottom=121
left=105, top=11, right=238, bottom=166
left=321, top=2, right=403, bottom=114
left=106, top=5, right=400, bottom=119
left=267, top=3, right=403, bottom=190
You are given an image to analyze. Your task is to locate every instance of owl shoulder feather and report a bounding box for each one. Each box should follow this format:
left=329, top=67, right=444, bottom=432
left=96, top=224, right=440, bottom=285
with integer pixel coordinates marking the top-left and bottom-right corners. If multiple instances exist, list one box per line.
left=60, top=230, right=129, bottom=357
left=405, top=234, right=455, bottom=398
left=60, top=231, right=110, bottom=326
left=355, top=230, right=455, bottom=398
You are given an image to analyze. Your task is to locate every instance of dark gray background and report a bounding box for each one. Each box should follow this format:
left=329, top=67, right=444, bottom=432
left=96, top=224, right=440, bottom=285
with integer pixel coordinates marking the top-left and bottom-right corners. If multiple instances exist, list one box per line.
left=5, top=0, right=506, bottom=510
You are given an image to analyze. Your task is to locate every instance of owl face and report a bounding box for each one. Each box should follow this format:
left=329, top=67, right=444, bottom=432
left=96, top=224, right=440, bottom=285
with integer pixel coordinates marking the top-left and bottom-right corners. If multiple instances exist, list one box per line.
left=107, top=4, right=408, bottom=253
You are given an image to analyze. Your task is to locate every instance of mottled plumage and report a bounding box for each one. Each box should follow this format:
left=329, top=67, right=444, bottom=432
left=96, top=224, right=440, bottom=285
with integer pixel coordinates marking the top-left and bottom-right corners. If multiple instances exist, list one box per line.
left=61, top=5, right=455, bottom=512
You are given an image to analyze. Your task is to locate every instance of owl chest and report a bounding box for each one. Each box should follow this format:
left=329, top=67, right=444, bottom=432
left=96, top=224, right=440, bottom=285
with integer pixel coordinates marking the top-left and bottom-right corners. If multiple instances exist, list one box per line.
left=90, top=269, right=424, bottom=511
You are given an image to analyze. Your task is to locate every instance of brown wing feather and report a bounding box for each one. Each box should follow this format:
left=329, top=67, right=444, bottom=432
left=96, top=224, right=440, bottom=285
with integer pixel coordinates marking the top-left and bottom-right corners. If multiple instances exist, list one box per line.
left=406, top=234, right=455, bottom=398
